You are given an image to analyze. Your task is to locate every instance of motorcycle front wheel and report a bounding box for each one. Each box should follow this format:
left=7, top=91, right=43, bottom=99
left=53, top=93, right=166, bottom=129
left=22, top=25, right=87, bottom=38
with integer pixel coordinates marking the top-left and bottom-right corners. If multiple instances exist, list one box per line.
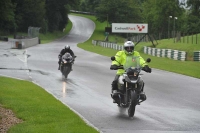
left=63, top=66, right=70, bottom=79
left=128, top=90, right=137, bottom=117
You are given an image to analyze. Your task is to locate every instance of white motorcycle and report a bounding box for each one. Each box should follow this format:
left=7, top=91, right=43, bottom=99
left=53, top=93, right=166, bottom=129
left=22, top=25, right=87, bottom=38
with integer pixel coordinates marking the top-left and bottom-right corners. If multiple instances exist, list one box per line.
left=110, top=55, right=151, bottom=117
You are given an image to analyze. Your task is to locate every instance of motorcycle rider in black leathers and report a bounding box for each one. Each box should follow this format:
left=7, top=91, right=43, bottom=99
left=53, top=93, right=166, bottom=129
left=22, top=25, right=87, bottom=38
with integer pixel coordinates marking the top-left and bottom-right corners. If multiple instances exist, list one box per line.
left=58, top=45, right=75, bottom=70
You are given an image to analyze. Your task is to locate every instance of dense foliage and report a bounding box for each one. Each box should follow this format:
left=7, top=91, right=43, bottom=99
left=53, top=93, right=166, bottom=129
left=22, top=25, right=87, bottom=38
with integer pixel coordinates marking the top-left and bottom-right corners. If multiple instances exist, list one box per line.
left=187, top=0, right=200, bottom=33
left=0, top=0, right=16, bottom=34
left=0, top=0, right=79, bottom=34
left=0, top=0, right=200, bottom=35
left=78, top=0, right=200, bottom=35
left=95, top=0, right=142, bottom=24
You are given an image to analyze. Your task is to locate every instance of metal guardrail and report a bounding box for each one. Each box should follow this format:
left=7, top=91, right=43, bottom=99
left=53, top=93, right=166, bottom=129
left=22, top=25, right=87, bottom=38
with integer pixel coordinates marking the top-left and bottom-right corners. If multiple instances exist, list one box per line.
left=92, top=40, right=123, bottom=50
left=70, top=10, right=95, bottom=15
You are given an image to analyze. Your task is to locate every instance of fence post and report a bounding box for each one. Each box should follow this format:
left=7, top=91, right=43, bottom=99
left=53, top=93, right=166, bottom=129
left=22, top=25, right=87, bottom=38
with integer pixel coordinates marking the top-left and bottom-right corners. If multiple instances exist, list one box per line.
left=159, top=33, right=161, bottom=40
left=192, top=33, right=193, bottom=44
left=196, top=34, right=198, bottom=44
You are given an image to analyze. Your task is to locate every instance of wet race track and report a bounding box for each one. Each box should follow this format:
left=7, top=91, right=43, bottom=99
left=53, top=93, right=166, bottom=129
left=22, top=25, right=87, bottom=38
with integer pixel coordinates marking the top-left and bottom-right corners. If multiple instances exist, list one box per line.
left=1, top=15, right=200, bottom=133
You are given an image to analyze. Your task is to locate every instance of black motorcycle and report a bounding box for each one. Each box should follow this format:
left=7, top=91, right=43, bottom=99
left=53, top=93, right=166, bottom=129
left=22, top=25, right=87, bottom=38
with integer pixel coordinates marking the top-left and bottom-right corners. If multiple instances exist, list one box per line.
left=60, top=53, right=76, bottom=79
left=110, top=55, right=151, bottom=117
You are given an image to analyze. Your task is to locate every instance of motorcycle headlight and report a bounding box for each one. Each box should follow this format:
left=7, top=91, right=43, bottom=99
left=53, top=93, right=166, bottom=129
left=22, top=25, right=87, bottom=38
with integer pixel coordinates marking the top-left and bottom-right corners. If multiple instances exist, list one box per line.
left=134, top=72, right=138, bottom=76
left=127, top=69, right=139, bottom=80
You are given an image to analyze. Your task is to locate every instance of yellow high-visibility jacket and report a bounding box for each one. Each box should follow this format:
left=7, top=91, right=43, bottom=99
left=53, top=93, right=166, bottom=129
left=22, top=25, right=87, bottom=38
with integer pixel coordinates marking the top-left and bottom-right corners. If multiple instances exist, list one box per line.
left=112, top=50, right=147, bottom=75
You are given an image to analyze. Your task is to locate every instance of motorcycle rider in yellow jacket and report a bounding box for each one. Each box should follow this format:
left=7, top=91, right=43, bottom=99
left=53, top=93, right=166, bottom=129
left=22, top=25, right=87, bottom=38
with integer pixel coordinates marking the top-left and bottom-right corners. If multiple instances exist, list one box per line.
left=110, top=41, right=151, bottom=103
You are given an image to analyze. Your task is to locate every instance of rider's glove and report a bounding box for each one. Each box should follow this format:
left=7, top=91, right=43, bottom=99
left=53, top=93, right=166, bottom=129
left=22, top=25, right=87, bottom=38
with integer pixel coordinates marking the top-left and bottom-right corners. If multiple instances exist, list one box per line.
left=72, top=55, right=76, bottom=62
left=110, top=65, right=118, bottom=70
left=142, top=65, right=152, bottom=73
left=73, top=55, right=76, bottom=59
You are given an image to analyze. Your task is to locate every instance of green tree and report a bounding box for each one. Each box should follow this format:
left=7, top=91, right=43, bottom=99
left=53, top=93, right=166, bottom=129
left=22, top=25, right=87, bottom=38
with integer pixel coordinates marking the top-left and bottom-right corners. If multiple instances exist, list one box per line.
left=0, top=0, right=16, bottom=34
left=46, top=0, right=72, bottom=32
left=80, top=2, right=87, bottom=11
left=81, top=0, right=100, bottom=12
left=12, top=0, right=45, bottom=32
left=95, top=0, right=142, bottom=25
left=142, top=0, right=184, bottom=34
left=68, top=0, right=81, bottom=10
left=186, top=0, right=200, bottom=33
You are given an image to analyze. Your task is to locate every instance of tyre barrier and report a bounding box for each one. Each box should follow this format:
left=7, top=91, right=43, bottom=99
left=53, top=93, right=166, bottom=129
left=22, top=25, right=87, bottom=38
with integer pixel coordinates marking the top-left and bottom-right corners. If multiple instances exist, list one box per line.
left=144, top=46, right=187, bottom=61
left=92, top=40, right=188, bottom=61
left=193, top=51, right=200, bottom=61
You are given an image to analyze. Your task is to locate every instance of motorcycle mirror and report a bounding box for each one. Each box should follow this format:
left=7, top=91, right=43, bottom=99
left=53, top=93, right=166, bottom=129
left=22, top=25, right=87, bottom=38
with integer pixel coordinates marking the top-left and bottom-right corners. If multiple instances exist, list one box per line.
left=111, top=56, right=115, bottom=61
left=146, top=58, right=151, bottom=63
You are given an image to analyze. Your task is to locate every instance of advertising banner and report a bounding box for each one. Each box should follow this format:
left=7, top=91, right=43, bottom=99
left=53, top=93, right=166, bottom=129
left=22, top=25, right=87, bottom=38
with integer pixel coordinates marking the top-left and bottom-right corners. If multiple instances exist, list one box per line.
left=112, top=23, right=148, bottom=33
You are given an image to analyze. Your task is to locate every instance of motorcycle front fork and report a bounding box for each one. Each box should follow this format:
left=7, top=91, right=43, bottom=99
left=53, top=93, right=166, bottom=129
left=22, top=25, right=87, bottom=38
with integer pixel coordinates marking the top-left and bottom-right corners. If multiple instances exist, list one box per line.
left=116, top=82, right=146, bottom=106
left=126, top=82, right=146, bottom=105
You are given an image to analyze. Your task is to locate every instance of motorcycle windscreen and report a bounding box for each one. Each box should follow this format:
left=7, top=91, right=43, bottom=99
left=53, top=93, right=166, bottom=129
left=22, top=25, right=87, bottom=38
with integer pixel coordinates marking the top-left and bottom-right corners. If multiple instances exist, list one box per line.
left=123, top=55, right=141, bottom=70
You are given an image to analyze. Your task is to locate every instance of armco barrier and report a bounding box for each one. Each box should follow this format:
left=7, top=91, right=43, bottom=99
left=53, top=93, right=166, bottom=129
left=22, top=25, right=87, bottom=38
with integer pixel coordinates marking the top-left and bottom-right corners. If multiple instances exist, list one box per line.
left=144, top=46, right=187, bottom=61
left=92, top=40, right=123, bottom=51
left=9, top=37, right=39, bottom=49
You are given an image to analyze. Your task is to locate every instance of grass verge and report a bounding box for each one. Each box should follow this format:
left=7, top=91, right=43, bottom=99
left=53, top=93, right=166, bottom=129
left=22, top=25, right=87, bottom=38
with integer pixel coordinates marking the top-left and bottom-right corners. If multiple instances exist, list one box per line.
left=39, top=20, right=72, bottom=44
left=0, top=76, right=99, bottom=133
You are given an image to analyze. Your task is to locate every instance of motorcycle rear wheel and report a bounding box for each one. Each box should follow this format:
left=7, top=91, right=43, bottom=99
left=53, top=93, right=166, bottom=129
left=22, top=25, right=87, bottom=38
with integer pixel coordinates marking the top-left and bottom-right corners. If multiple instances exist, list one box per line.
left=128, top=90, right=137, bottom=117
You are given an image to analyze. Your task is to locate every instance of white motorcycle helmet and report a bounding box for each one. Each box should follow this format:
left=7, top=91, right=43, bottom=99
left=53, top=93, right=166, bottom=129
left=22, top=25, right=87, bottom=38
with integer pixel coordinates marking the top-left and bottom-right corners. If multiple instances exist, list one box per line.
left=65, top=45, right=70, bottom=50
left=124, top=41, right=135, bottom=55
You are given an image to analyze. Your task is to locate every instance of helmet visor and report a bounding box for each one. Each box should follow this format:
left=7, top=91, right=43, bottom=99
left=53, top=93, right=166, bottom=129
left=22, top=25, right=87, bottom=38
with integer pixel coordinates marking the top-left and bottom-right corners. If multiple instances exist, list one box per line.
left=124, top=46, right=134, bottom=52
left=65, top=45, right=70, bottom=49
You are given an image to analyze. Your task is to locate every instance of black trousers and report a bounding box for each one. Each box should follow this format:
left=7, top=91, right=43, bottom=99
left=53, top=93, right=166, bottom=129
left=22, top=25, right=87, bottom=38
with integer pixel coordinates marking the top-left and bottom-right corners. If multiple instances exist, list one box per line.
left=111, top=75, right=120, bottom=91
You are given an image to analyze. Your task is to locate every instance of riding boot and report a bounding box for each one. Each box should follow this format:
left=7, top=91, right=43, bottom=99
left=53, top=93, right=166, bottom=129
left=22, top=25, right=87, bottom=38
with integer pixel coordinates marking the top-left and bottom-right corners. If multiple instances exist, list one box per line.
left=139, top=83, right=147, bottom=101
left=140, top=92, right=147, bottom=101
left=70, top=65, right=73, bottom=71
left=58, top=60, right=61, bottom=70
left=111, top=77, right=119, bottom=103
